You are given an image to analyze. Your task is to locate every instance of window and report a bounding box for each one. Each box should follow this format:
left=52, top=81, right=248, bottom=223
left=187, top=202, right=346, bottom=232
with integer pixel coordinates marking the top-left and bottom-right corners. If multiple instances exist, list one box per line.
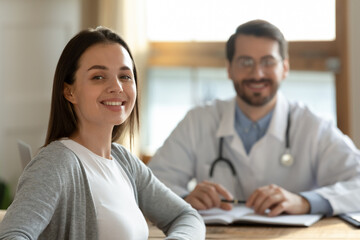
left=147, top=0, right=335, bottom=41
left=142, top=67, right=235, bottom=154
left=142, top=0, right=344, bottom=155
left=142, top=68, right=336, bottom=154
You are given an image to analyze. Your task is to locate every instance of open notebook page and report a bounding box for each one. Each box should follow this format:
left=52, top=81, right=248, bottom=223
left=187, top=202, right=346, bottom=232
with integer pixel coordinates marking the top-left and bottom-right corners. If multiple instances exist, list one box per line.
left=199, top=205, right=323, bottom=226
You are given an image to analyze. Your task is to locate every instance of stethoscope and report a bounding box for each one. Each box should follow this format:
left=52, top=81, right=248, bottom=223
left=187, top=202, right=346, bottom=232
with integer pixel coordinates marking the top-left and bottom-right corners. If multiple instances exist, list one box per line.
left=209, top=109, right=293, bottom=177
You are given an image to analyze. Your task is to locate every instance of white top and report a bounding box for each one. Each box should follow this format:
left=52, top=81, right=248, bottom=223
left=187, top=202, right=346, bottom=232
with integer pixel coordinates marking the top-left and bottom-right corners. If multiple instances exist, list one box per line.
left=149, top=92, right=360, bottom=215
left=61, top=139, right=148, bottom=240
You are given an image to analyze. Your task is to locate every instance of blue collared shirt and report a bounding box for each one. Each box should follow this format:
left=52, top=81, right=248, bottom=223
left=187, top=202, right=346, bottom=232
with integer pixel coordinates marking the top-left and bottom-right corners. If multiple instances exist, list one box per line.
left=234, top=105, right=273, bottom=154
left=234, top=104, right=333, bottom=216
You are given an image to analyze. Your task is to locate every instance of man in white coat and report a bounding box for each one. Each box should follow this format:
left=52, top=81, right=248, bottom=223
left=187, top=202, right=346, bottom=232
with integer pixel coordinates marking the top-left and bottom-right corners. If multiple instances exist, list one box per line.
left=149, top=19, right=360, bottom=217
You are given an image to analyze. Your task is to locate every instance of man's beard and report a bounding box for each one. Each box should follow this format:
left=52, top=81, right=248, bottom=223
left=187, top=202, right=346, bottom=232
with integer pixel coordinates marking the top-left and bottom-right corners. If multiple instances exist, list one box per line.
left=233, top=78, right=278, bottom=107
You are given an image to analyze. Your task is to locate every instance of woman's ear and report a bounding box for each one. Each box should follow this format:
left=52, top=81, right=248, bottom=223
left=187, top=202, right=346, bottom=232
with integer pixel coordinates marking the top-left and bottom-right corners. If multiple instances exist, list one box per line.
left=63, top=83, right=76, bottom=103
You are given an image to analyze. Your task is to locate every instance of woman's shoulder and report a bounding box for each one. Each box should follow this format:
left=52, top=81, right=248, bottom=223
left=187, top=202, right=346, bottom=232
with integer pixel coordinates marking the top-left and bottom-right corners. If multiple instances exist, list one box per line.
left=38, top=141, right=76, bottom=158
left=111, top=143, right=145, bottom=172
left=18, top=141, right=83, bottom=190
left=29, top=141, right=80, bottom=170
left=110, top=143, right=129, bottom=157
left=111, top=143, right=134, bottom=164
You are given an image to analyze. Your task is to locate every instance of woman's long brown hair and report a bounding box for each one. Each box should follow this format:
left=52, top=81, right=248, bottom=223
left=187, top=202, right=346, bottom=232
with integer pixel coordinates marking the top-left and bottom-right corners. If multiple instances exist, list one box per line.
left=44, top=27, right=139, bottom=147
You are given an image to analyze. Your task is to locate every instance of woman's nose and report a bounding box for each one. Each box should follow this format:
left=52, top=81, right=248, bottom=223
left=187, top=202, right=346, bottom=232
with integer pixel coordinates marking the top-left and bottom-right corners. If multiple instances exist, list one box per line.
left=108, top=77, right=123, bottom=93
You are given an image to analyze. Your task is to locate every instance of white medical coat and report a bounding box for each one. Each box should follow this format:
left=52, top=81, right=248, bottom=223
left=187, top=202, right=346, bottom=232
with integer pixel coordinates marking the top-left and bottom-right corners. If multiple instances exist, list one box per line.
left=149, top=93, right=360, bottom=215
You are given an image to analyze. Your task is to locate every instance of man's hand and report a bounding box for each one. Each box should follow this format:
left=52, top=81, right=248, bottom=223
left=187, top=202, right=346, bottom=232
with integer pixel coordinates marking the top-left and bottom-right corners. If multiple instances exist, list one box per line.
left=246, top=184, right=310, bottom=217
left=184, top=181, right=233, bottom=210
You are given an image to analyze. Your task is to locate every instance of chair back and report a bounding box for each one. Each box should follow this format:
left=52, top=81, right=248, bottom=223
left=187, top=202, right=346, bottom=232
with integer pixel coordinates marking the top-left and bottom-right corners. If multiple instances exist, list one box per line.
left=17, top=140, right=32, bottom=169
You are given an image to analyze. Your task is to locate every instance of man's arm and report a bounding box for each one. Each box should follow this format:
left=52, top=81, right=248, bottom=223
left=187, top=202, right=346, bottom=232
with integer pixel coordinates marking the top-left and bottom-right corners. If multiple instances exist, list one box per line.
left=300, top=191, right=333, bottom=216
left=310, top=120, right=360, bottom=215
left=246, top=117, right=360, bottom=217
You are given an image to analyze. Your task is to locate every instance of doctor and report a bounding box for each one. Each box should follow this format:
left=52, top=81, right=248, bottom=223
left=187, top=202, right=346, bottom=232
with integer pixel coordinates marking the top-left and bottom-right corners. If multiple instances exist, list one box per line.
left=149, top=19, right=360, bottom=217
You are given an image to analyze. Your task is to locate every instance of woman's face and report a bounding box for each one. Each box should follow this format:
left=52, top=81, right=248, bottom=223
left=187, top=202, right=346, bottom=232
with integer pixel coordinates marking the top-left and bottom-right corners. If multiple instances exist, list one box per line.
left=64, top=43, right=136, bottom=131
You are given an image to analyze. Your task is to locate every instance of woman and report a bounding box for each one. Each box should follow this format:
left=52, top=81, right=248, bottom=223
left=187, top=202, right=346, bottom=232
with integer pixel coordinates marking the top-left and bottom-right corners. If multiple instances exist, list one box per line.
left=0, top=27, right=205, bottom=239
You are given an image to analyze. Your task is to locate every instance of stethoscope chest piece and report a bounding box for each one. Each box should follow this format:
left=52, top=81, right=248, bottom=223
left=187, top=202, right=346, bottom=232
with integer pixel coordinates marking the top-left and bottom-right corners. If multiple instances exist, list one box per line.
left=280, top=108, right=293, bottom=167
left=280, top=152, right=294, bottom=167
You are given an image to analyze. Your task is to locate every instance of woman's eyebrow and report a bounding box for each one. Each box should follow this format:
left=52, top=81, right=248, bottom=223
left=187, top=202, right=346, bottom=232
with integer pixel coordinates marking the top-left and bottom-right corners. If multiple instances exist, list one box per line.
left=87, top=65, right=107, bottom=71
left=120, top=66, right=131, bottom=71
left=87, top=65, right=131, bottom=71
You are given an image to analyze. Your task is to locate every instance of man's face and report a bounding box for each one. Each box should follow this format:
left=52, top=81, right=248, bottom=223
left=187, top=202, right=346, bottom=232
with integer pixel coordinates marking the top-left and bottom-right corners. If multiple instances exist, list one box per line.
left=227, top=35, right=289, bottom=107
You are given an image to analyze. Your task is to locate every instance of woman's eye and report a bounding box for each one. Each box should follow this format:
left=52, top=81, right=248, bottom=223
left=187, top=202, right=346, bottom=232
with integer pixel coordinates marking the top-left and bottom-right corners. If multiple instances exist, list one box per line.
left=120, top=75, right=132, bottom=81
left=92, top=75, right=104, bottom=80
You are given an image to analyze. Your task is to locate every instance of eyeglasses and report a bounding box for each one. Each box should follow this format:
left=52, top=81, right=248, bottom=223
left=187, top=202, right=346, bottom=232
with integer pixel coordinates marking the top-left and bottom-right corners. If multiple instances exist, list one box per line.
left=234, top=56, right=282, bottom=73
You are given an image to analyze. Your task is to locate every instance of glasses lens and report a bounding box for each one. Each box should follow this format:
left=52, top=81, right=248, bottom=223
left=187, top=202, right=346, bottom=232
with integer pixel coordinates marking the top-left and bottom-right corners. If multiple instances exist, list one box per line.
left=238, top=57, right=254, bottom=69
left=261, top=57, right=278, bottom=67
left=236, top=56, right=281, bottom=72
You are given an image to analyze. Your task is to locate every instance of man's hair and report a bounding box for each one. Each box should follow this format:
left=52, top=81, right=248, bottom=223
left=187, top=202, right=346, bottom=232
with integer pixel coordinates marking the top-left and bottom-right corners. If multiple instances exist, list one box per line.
left=226, top=19, right=288, bottom=62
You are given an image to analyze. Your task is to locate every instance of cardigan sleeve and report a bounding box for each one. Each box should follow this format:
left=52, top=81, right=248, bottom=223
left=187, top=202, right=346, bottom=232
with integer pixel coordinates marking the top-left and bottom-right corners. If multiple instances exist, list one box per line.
left=0, top=141, right=98, bottom=240
left=0, top=144, right=65, bottom=239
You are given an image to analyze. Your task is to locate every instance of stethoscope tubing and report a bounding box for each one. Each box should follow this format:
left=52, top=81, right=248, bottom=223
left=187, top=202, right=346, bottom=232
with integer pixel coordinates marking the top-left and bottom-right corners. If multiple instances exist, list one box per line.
left=209, top=137, right=237, bottom=177
left=209, top=108, right=292, bottom=177
left=285, top=109, right=291, bottom=149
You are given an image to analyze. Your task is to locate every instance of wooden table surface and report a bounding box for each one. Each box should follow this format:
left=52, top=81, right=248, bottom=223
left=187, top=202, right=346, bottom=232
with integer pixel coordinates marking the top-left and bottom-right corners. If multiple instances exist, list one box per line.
left=148, top=217, right=359, bottom=239
left=1, top=210, right=358, bottom=239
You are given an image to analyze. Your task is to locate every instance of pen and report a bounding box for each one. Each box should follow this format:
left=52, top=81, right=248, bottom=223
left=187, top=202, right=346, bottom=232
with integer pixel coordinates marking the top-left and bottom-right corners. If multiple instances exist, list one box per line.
left=221, top=199, right=246, bottom=204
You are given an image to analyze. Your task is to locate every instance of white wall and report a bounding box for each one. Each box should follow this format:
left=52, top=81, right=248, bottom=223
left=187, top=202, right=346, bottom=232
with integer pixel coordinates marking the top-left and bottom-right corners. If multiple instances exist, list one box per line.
left=349, top=0, right=360, bottom=147
left=0, top=0, right=81, bottom=195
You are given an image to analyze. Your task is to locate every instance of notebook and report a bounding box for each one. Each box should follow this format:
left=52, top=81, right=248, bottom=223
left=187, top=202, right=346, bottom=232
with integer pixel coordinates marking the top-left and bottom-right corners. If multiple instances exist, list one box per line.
left=339, top=212, right=360, bottom=228
left=17, top=140, right=32, bottom=169
left=199, top=206, right=323, bottom=227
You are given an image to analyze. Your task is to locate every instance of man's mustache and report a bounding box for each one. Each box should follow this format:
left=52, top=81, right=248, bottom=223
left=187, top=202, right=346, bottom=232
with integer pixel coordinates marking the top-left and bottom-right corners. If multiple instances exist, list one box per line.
left=242, top=79, right=272, bottom=84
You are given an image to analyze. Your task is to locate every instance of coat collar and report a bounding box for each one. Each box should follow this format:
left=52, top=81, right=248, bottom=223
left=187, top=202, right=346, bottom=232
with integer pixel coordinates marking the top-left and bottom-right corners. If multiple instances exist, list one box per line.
left=216, top=98, right=236, bottom=138
left=216, top=92, right=290, bottom=143
left=267, top=92, right=290, bottom=143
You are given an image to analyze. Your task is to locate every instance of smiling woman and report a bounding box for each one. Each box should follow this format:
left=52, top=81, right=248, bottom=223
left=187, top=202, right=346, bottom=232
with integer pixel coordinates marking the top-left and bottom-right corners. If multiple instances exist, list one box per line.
left=0, top=27, right=205, bottom=240
left=63, top=43, right=137, bottom=150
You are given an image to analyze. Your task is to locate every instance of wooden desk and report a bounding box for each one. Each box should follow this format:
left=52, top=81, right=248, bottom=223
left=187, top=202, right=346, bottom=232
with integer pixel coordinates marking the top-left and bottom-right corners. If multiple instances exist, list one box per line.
left=148, top=217, right=359, bottom=239
left=1, top=210, right=358, bottom=239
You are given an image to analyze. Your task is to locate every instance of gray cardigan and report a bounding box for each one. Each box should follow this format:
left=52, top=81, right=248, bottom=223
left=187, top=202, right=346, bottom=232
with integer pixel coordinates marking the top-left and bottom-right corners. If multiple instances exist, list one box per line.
left=0, top=141, right=205, bottom=239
